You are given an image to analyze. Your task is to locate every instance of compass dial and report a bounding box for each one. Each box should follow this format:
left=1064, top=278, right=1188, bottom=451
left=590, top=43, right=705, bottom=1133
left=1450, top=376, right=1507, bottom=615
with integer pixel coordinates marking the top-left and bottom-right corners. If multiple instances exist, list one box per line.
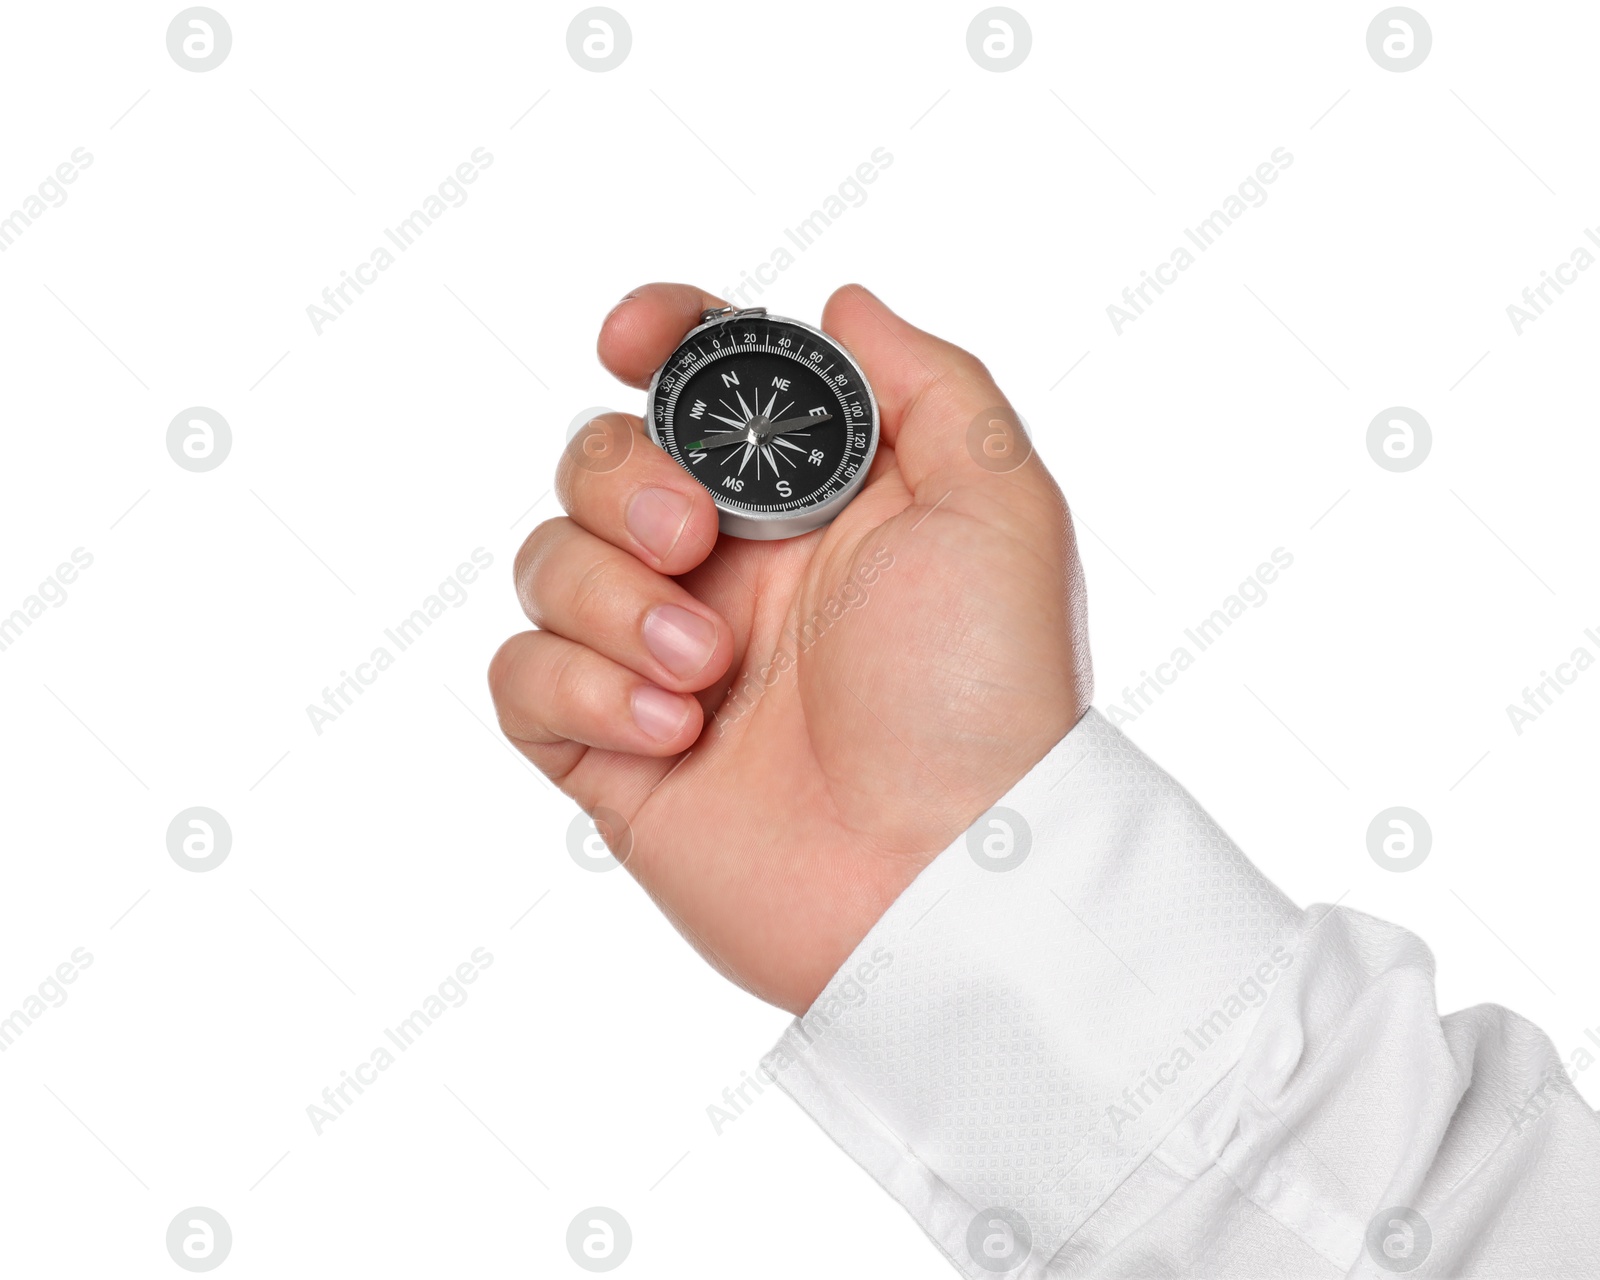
left=646, top=311, right=878, bottom=540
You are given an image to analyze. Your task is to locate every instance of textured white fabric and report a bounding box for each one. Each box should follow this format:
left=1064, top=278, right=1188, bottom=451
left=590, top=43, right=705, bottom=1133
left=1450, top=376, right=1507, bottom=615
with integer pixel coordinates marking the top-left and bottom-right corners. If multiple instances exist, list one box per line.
left=767, top=709, right=1600, bottom=1277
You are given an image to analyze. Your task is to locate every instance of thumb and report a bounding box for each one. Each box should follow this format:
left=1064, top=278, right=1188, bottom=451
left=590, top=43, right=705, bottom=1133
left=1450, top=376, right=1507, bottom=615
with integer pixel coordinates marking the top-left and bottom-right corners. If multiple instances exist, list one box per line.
left=820, top=284, right=1043, bottom=505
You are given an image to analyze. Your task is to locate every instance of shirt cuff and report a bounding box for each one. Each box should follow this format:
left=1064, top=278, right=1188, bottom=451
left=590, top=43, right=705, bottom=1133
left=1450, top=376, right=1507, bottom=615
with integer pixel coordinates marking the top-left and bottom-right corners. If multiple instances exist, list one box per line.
left=762, top=707, right=1303, bottom=1276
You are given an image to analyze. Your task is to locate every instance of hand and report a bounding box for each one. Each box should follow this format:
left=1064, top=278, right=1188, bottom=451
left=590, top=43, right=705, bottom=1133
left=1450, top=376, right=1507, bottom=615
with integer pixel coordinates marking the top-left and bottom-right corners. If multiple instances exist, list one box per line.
left=490, top=284, right=1092, bottom=1014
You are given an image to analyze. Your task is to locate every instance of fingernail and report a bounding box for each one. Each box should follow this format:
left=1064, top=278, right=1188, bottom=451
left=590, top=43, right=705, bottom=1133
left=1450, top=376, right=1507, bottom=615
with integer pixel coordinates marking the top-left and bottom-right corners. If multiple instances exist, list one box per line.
left=626, top=488, right=693, bottom=562
left=632, top=684, right=689, bottom=743
left=642, top=604, right=717, bottom=680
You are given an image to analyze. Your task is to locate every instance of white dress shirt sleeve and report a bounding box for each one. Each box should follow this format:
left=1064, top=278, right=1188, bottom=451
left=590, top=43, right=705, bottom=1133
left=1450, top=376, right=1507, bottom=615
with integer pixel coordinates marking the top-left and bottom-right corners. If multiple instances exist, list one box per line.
left=764, top=709, right=1600, bottom=1277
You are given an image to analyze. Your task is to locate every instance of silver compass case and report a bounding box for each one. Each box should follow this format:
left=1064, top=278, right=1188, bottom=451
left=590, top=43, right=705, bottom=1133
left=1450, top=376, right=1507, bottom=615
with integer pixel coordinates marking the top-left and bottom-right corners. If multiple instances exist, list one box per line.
left=644, top=307, right=880, bottom=540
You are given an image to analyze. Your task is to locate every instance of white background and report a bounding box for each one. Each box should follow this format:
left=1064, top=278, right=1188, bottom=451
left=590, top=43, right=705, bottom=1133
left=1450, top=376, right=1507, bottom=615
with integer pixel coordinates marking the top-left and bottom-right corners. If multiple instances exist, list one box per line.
left=1, top=1, right=1595, bottom=1275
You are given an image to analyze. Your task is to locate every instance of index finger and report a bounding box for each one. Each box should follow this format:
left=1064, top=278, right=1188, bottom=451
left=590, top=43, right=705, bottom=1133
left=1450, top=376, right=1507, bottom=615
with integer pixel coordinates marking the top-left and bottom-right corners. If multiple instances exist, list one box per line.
left=599, top=283, right=730, bottom=389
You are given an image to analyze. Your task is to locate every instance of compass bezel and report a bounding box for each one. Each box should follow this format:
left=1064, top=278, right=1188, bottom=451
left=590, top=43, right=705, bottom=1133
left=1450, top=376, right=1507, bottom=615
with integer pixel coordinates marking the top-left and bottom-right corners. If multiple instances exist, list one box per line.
left=644, top=311, right=880, bottom=541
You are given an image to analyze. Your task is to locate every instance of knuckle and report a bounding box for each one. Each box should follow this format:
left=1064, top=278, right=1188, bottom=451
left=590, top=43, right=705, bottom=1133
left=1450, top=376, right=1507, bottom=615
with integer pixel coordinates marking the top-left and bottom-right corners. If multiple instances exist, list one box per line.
left=568, top=554, right=622, bottom=621
left=486, top=634, right=528, bottom=719
left=514, top=518, right=572, bottom=617
left=552, top=439, right=586, bottom=509
left=547, top=642, right=592, bottom=716
left=952, top=342, right=993, bottom=384
left=555, top=413, right=639, bottom=509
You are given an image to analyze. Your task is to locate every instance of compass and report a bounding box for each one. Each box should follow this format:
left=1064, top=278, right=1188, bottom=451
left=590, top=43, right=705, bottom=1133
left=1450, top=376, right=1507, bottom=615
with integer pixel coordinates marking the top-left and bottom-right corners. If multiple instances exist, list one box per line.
left=645, top=306, right=879, bottom=540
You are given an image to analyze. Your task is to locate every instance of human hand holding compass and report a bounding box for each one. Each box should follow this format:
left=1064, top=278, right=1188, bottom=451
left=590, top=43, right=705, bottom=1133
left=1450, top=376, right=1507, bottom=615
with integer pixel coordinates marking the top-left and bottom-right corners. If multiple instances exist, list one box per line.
left=491, top=283, right=1091, bottom=1013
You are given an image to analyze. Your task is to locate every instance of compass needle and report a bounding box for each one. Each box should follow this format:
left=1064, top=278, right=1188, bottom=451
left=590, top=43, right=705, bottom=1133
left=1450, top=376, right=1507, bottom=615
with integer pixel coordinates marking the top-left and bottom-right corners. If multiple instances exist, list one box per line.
left=765, top=409, right=833, bottom=437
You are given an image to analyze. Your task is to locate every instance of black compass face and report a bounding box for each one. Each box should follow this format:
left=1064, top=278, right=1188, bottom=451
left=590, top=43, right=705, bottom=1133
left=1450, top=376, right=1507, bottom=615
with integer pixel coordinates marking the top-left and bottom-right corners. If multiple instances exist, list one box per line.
left=648, top=315, right=877, bottom=536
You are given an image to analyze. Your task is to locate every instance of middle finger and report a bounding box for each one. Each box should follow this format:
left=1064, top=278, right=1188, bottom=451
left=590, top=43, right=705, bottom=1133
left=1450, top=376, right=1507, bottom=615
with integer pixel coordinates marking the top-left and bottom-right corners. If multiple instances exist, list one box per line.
left=516, top=517, right=733, bottom=692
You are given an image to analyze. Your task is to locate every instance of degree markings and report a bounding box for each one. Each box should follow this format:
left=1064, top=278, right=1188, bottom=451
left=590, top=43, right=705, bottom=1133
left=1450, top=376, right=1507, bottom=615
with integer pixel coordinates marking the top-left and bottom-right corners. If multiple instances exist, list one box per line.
left=660, top=328, right=869, bottom=513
